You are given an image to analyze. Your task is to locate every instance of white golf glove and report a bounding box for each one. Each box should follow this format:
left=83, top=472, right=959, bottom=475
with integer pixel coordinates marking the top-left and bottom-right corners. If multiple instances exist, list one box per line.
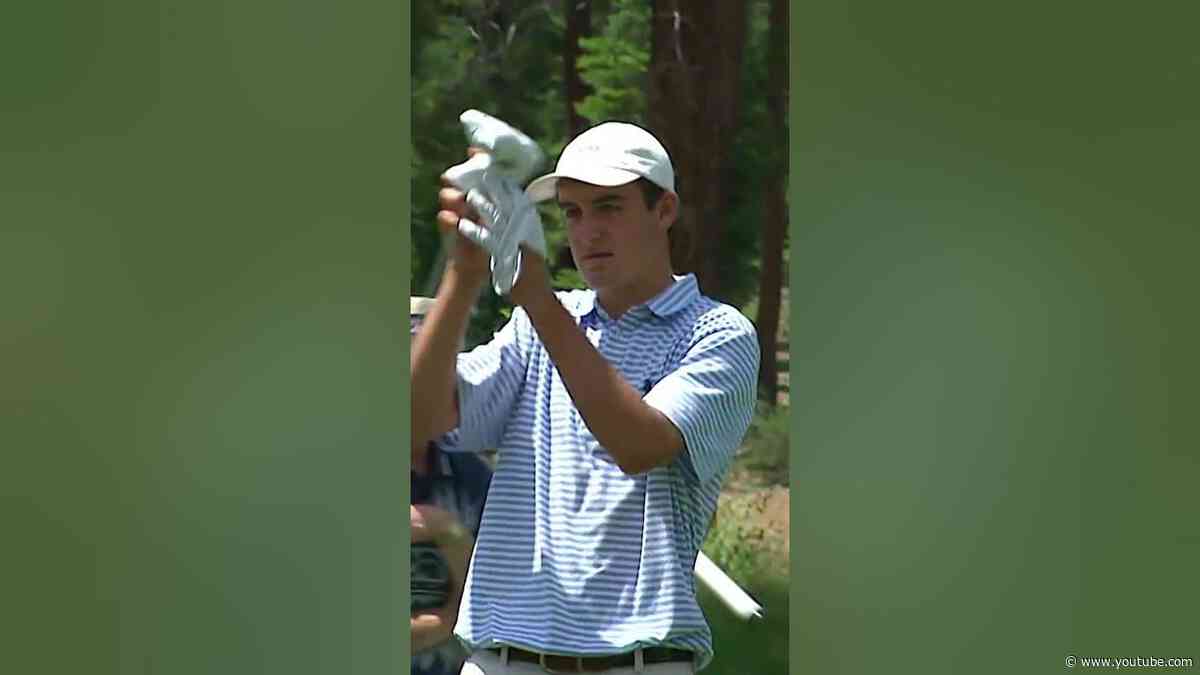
left=450, top=109, right=544, bottom=183
left=441, top=110, right=546, bottom=296
left=462, top=179, right=546, bottom=295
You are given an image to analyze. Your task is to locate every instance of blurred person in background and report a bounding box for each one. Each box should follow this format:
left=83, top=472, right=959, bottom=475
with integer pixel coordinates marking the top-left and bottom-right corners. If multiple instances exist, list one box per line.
left=411, top=296, right=493, bottom=675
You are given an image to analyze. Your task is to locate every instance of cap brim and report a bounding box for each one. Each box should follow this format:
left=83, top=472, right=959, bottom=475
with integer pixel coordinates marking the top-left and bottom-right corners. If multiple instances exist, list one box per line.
left=525, top=166, right=643, bottom=203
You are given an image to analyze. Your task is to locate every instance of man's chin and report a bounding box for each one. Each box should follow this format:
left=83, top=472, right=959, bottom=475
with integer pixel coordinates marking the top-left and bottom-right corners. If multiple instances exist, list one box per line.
left=580, top=271, right=614, bottom=292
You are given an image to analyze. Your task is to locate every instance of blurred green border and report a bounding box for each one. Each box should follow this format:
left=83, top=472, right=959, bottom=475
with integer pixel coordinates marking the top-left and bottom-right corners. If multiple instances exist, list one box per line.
left=2, top=0, right=413, bottom=672
left=789, top=2, right=1199, bottom=674
left=788, top=2, right=803, bottom=670
left=397, top=0, right=413, bottom=666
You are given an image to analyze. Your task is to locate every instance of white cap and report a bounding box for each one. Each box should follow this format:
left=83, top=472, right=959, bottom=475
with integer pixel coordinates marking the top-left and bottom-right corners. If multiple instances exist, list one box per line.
left=525, top=122, right=675, bottom=203
left=410, top=296, right=433, bottom=335
left=410, top=297, right=435, bottom=316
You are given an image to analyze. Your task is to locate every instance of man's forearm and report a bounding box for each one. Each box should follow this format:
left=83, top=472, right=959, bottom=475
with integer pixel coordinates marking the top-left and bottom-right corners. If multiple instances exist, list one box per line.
left=521, top=288, right=683, bottom=475
left=411, top=263, right=484, bottom=455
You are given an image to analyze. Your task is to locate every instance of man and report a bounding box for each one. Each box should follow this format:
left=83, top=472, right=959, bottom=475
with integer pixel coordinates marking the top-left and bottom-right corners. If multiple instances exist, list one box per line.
left=411, top=121, right=759, bottom=673
left=411, top=297, right=493, bottom=675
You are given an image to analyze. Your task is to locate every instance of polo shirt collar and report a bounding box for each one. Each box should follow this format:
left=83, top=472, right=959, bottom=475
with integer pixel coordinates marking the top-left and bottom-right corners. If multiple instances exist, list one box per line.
left=645, top=274, right=700, bottom=318
left=570, top=274, right=700, bottom=322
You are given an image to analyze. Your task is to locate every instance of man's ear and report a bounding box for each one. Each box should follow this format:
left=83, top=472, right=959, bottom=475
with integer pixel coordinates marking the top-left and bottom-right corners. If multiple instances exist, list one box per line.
left=656, top=191, right=679, bottom=231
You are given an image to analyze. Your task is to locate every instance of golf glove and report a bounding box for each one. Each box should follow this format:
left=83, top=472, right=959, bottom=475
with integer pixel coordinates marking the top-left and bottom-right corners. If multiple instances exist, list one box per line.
left=461, top=178, right=546, bottom=295
left=441, top=110, right=546, bottom=295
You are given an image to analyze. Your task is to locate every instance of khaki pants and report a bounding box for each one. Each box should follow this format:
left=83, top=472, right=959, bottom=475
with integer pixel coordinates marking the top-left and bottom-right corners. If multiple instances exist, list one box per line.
left=460, top=647, right=696, bottom=675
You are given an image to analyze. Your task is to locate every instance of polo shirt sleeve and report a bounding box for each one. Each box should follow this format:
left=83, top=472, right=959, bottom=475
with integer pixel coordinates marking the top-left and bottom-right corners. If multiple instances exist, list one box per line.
left=643, top=312, right=760, bottom=484
left=445, top=308, right=531, bottom=453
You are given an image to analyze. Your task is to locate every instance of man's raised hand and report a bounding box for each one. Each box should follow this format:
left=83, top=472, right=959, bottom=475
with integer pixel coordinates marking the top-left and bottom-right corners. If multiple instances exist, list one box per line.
left=439, top=110, right=548, bottom=296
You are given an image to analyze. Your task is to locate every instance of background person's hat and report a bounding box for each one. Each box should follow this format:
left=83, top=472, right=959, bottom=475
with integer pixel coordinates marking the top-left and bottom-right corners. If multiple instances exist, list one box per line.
left=410, top=297, right=435, bottom=316
left=410, top=296, right=434, bottom=335
left=525, top=122, right=675, bottom=203
left=410, top=297, right=473, bottom=348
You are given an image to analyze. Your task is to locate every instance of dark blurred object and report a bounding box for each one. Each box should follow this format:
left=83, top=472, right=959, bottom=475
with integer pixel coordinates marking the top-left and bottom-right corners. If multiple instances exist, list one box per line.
left=411, top=541, right=450, bottom=611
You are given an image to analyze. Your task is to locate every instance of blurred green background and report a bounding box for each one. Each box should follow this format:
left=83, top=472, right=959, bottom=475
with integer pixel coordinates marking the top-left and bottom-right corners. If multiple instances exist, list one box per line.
left=2, top=0, right=410, bottom=672
left=792, top=2, right=1199, bottom=673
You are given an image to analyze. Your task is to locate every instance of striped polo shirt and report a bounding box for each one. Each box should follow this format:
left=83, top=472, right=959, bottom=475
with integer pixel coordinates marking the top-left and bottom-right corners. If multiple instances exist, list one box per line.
left=442, top=274, right=759, bottom=671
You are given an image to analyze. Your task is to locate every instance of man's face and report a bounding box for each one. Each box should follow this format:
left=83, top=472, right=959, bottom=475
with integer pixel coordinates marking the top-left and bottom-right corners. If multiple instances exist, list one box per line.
left=556, top=180, right=671, bottom=295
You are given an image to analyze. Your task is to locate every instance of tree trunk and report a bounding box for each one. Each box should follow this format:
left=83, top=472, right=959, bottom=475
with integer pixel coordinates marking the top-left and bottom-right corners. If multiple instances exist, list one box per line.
left=556, top=0, right=593, bottom=273
left=563, top=0, right=593, bottom=137
left=646, top=0, right=749, bottom=300
left=755, top=0, right=789, bottom=405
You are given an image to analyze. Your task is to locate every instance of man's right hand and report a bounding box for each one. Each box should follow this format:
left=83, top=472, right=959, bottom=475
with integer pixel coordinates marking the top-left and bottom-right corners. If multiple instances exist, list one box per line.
left=437, top=148, right=491, bottom=286
left=411, top=148, right=491, bottom=452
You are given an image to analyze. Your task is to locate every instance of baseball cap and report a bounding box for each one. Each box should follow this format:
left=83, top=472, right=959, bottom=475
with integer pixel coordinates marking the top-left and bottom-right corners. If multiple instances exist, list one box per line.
left=410, top=296, right=434, bottom=335
left=525, top=122, right=675, bottom=203
left=410, top=297, right=474, bottom=350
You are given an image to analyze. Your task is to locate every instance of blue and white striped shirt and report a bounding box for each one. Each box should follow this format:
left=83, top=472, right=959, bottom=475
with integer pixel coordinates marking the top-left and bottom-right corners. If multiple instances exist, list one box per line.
left=443, top=274, right=759, bottom=671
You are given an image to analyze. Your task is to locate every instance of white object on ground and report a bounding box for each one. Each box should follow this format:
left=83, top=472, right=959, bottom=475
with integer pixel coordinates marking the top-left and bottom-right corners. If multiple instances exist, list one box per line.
left=694, top=552, right=764, bottom=621
left=442, top=110, right=546, bottom=295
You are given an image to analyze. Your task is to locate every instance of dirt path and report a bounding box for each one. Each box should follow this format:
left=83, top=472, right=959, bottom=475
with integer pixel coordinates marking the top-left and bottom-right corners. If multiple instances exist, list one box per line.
left=716, top=484, right=790, bottom=566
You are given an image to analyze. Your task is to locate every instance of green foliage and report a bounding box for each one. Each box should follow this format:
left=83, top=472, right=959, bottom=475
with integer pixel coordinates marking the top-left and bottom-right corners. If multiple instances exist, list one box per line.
left=702, top=499, right=770, bottom=586
left=698, top=577, right=790, bottom=674
left=700, top=386, right=792, bottom=659
left=575, top=0, right=650, bottom=124
left=411, top=0, right=565, bottom=341
left=699, top=485, right=789, bottom=672
left=411, top=0, right=786, bottom=344
left=714, top=0, right=788, bottom=309
left=552, top=267, right=586, bottom=291
left=702, top=403, right=791, bottom=607
left=739, top=402, right=791, bottom=480
left=701, top=409, right=791, bottom=586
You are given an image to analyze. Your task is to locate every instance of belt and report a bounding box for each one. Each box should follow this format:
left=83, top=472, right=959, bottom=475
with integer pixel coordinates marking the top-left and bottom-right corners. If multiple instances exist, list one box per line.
left=489, top=645, right=694, bottom=672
